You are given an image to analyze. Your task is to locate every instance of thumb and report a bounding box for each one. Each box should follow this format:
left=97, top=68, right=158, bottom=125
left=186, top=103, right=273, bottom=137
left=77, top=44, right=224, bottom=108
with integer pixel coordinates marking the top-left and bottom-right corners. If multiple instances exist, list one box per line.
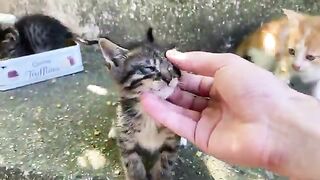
left=166, top=50, right=245, bottom=77
left=140, top=92, right=197, bottom=143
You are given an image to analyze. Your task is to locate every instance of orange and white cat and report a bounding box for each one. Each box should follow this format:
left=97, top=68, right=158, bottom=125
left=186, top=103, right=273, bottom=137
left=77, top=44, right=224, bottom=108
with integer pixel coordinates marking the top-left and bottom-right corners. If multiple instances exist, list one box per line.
left=236, top=9, right=320, bottom=99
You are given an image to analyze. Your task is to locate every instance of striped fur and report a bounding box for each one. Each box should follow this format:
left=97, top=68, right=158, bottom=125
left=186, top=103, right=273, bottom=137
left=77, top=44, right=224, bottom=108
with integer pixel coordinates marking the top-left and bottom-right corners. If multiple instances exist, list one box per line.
left=99, top=28, right=181, bottom=180
left=0, top=14, right=97, bottom=59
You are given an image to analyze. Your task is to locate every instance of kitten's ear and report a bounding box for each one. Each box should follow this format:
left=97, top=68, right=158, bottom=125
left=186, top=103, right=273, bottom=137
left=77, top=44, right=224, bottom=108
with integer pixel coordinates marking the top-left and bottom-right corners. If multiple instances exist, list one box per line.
left=146, top=27, right=154, bottom=43
left=283, top=9, right=305, bottom=26
left=98, top=38, right=128, bottom=68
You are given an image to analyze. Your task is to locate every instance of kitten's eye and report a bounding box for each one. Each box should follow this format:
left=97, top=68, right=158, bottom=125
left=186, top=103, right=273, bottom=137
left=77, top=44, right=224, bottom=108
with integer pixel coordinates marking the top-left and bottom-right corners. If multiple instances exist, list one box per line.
left=306, top=55, right=316, bottom=61
left=288, top=48, right=295, bottom=56
left=135, top=66, right=156, bottom=75
left=141, top=66, right=156, bottom=74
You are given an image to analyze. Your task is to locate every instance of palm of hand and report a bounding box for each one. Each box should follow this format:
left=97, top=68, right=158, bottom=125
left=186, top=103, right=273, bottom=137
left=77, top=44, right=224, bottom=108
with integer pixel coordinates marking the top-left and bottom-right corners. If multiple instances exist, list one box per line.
left=141, top=52, right=293, bottom=169
left=198, top=63, right=291, bottom=167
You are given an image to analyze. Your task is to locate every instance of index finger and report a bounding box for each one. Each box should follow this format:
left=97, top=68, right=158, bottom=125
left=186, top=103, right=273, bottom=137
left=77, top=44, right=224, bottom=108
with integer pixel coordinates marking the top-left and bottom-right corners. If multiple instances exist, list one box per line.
left=179, top=72, right=214, bottom=97
left=166, top=50, right=248, bottom=77
left=141, top=93, right=197, bottom=143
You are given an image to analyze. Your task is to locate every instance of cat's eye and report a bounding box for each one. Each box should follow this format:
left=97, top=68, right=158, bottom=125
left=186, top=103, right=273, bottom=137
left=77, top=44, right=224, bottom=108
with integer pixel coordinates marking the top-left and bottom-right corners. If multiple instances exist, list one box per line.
left=142, top=66, right=156, bottom=74
left=306, top=55, right=316, bottom=61
left=288, top=48, right=295, bottom=56
left=136, top=66, right=156, bottom=75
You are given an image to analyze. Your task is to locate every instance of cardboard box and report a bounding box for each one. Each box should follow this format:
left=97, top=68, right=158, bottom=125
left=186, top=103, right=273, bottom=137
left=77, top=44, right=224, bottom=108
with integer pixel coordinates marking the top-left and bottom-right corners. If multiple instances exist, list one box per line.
left=0, top=13, right=17, bottom=25
left=0, top=43, right=84, bottom=91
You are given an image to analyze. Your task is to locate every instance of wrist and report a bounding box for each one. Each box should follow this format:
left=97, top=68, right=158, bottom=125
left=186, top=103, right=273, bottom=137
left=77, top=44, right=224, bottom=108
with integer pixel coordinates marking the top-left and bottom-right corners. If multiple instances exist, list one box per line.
left=266, top=92, right=320, bottom=179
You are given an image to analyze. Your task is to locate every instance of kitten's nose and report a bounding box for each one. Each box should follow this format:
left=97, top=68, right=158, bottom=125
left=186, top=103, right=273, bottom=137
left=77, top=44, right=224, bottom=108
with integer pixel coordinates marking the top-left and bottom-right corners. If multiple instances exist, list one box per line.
left=292, top=64, right=301, bottom=71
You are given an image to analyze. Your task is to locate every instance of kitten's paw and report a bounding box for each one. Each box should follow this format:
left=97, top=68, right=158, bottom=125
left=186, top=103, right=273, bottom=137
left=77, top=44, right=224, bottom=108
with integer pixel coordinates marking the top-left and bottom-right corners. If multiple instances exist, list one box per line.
left=108, top=127, right=118, bottom=139
left=123, top=153, right=147, bottom=180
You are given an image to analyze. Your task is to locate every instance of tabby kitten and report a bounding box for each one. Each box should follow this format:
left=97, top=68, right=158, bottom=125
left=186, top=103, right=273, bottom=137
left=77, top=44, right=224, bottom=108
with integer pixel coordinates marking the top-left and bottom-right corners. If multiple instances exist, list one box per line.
left=236, top=9, right=320, bottom=98
left=98, top=28, right=181, bottom=180
left=0, top=14, right=97, bottom=59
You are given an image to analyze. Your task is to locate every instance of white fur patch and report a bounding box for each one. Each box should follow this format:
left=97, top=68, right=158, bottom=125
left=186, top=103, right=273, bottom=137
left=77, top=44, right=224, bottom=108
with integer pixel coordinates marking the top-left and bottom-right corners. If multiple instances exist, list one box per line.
left=136, top=78, right=181, bottom=150
left=263, top=33, right=276, bottom=55
left=152, top=78, right=179, bottom=99
left=298, top=66, right=320, bottom=83
left=248, top=48, right=276, bottom=70
left=136, top=114, right=171, bottom=152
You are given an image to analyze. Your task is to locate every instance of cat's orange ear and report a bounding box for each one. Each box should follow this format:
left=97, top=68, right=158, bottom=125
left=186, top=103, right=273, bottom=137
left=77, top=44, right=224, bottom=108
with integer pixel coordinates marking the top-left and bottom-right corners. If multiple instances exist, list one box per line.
left=283, top=9, right=305, bottom=26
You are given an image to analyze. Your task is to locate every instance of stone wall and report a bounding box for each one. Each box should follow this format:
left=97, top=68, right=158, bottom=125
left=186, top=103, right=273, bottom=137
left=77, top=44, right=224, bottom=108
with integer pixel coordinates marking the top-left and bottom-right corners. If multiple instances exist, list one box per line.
left=1, top=0, right=319, bottom=52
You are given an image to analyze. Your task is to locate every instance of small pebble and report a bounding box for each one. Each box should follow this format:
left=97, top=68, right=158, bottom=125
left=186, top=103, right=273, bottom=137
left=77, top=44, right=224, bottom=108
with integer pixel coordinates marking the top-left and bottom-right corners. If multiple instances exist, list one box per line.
left=114, top=169, right=121, bottom=175
left=196, top=151, right=202, bottom=157
left=87, top=85, right=108, bottom=95
left=94, top=129, right=101, bottom=136
left=179, top=158, right=185, bottom=163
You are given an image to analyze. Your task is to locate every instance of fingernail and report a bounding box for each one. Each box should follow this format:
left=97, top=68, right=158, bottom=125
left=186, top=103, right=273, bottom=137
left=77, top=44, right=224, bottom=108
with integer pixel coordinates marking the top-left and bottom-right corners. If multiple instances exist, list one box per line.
left=166, top=49, right=184, bottom=59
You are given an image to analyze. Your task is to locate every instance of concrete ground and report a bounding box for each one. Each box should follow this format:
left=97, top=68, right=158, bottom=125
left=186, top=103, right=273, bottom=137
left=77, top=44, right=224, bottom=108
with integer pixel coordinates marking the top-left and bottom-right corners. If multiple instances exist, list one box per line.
left=0, top=46, right=288, bottom=180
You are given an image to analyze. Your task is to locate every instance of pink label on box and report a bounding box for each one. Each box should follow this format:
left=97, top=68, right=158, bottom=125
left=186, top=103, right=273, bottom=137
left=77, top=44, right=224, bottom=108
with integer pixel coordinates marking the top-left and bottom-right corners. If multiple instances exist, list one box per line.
left=68, top=56, right=75, bottom=66
left=8, top=70, right=19, bottom=78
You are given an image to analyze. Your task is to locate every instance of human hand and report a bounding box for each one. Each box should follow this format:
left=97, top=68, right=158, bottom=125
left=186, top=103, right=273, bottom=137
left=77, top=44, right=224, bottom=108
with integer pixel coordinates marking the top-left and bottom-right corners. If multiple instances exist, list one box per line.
left=140, top=50, right=320, bottom=179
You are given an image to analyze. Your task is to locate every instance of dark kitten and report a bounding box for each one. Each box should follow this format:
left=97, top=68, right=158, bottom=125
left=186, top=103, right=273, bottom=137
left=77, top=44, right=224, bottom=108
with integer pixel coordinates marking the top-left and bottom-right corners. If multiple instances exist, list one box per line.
left=99, top=28, right=181, bottom=180
left=0, top=26, right=18, bottom=59
left=0, top=14, right=97, bottom=59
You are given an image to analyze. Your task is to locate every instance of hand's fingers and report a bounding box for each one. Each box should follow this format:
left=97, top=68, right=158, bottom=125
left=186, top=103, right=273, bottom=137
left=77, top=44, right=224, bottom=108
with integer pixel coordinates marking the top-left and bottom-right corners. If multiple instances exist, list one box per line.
left=166, top=50, right=247, bottom=77
left=194, top=101, right=222, bottom=152
left=168, top=87, right=209, bottom=112
left=179, top=72, right=214, bottom=97
left=141, top=92, right=200, bottom=121
left=162, top=95, right=201, bottom=121
left=140, top=93, right=197, bottom=142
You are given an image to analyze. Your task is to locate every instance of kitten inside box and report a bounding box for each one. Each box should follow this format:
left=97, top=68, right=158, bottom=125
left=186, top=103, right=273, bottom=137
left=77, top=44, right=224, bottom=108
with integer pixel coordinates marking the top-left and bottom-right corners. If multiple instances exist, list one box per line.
left=0, top=14, right=97, bottom=61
